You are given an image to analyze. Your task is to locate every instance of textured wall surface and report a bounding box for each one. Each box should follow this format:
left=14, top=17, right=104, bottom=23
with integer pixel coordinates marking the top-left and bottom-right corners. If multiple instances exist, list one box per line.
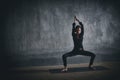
left=4, top=0, right=120, bottom=53
left=1, top=0, right=120, bottom=66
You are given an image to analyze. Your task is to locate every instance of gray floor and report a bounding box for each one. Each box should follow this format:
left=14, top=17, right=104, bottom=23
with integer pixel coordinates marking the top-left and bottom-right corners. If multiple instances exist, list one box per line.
left=2, top=49, right=120, bottom=80
left=3, top=62, right=120, bottom=80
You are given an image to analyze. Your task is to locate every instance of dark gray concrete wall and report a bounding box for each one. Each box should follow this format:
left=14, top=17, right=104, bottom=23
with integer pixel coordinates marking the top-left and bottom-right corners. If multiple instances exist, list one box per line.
left=4, top=0, right=120, bottom=53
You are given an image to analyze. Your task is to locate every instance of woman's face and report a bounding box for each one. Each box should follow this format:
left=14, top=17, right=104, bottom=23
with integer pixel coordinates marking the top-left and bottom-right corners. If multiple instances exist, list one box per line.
left=76, top=27, right=81, bottom=34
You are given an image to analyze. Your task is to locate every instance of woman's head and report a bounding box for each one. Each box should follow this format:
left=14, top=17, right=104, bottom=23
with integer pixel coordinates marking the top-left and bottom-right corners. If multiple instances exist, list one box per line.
left=76, top=25, right=81, bottom=34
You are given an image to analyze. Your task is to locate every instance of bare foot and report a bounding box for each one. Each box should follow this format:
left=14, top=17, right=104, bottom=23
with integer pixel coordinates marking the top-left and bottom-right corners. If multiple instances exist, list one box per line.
left=61, top=68, right=68, bottom=72
left=89, top=65, right=96, bottom=70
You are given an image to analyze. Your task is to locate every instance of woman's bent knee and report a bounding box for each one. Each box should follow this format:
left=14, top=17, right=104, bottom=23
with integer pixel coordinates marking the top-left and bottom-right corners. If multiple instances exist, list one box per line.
left=62, top=54, right=66, bottom=58
left=92, top=53, right=96, bottom=58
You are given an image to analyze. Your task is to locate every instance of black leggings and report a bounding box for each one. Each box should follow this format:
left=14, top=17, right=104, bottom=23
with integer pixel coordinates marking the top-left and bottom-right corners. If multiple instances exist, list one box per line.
left=62, top=50, right=96, bottom=67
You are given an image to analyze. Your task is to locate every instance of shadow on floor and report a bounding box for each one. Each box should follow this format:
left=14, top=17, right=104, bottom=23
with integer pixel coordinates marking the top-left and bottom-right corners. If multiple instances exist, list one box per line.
left=8, top=69, right=48, bottom=74
left=49, top=66, right=109, bottom=73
